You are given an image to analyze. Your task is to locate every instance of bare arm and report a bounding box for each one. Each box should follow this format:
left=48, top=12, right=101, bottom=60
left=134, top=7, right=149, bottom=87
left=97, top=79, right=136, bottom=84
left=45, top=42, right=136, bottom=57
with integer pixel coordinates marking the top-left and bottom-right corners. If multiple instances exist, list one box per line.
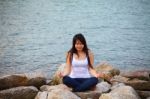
left=88, top=51, right=99, bottom=78
left=61, top=52, right=71, bottom=77
left=88, top=51, right=109, bottom=79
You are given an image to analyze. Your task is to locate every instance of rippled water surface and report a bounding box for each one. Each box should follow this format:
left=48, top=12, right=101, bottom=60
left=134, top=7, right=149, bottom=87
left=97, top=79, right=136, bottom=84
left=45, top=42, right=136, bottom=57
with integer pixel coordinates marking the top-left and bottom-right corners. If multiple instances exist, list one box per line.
left=0, top=0, right=150, bottom=77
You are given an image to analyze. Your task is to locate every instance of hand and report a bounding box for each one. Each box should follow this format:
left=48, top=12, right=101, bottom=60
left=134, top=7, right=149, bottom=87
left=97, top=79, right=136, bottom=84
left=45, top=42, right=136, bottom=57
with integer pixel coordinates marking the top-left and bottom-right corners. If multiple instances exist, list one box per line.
left=97, top=73, right=105, bottom=78
left=57, top=71, right=64, bottom=78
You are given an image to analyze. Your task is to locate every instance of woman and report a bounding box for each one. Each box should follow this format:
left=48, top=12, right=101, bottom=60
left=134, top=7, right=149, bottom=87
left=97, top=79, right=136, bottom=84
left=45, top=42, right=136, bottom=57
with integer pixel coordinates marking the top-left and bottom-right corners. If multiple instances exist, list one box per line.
left=60, top=33, right=103, bottom=92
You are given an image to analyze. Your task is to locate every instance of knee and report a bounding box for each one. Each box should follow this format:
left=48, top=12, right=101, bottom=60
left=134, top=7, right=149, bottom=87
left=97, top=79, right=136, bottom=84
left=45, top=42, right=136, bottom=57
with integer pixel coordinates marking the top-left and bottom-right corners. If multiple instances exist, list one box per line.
left=91, top=77, right=99, bottom=84
left=62, top=76, right=70, bottom=84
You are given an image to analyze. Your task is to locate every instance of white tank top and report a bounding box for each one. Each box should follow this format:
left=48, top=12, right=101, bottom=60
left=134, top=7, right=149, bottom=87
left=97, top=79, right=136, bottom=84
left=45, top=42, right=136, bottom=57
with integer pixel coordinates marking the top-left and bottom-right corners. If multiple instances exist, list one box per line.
left=69, top=56, right=91, bottom=78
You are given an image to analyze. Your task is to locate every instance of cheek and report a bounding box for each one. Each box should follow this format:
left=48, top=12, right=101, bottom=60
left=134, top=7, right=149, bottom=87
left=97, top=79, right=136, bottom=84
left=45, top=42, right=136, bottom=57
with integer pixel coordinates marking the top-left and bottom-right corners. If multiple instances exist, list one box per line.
left=75, top=44, right=78, bottom=48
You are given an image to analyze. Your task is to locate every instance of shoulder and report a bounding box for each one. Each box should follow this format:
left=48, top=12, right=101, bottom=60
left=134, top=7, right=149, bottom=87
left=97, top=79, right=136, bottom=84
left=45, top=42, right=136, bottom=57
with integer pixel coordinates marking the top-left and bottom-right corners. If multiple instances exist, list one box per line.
left=66, top=52, right=72, bottom=58
left=88, top=50, right=94, bottom=57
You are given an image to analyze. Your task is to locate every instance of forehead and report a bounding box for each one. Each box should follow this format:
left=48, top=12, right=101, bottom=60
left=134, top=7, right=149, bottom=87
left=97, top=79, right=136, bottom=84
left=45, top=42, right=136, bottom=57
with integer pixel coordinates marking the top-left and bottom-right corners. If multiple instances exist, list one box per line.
left=75, top=39, right=82, bottom=44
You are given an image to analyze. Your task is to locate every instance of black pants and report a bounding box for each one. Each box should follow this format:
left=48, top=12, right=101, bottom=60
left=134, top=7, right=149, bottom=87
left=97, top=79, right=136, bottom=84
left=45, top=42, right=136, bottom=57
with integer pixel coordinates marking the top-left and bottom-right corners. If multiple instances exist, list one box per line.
left=63, top=76, right=99, bottom=92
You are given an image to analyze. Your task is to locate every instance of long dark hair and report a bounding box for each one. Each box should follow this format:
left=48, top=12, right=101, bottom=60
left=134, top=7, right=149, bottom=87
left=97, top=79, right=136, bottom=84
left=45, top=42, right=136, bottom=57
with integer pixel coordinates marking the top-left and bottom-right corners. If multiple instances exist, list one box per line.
left=67, top=33, right=93, bottom=68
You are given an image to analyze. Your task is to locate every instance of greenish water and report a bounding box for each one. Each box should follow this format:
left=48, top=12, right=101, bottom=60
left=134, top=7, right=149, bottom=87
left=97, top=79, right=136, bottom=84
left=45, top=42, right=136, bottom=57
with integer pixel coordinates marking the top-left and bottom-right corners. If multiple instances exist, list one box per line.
left=0, top=0, right=150, bottom=77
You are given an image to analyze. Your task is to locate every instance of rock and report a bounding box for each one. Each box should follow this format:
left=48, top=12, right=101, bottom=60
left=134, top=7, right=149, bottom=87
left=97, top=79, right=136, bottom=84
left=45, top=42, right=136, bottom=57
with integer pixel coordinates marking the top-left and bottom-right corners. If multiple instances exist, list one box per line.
left=46, top=79, right=52, bottom=85
left=47, top=89, right=81, bottom=99
left=40, top=84, right=72, bottom=92
left=0, top=72, right=46, bottom=90
left=38, top=84, right=80, bottom=99
left=99, top=86, right=141, bottom=99
left=75, top=91, right=101, bottom=99
left=136, top=90, right=150, bottom=99
left=0, top=74, right=27, bottom=90
left=95, top=62, right=120, bottom=81
left=41, top=83, right=110, bottom=99
left=120, top=70, right=150, bottom=81
left=110, top=75, right=150, bottom=91
left=25, top=72, right=46, bottom=88
left=0, top=86, right=38, bottom=99
left=126, top=79, right=150, bottom=91
left=95, top=62, right=113, bottom=71
left=95, top=82, right=111, bottom=93
left=110, top=75, right=130, bottom=83
left=35, top=91, right=48, bottom=99
left=111, top=83, right=125, bottom=90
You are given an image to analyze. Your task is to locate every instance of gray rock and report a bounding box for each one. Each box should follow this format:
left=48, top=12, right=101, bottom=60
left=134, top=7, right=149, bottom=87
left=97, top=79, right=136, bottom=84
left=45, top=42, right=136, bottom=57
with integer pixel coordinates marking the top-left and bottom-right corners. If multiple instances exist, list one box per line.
left=99, top=86, right=141, bottom=99
left=75, top=91, right=101, bottom=99
left=35, top=91, right=48, bottom=99
left=40, top=84, right=72, bottom=92
left=38, top=84, right=80, bottom=99
left=96, top=82, right=111, bottom=93
left=0, top=86, right=38, bottom=99
left=47, top=89, right=80, bottom=99
left=111, top=83, right=125, bottom=90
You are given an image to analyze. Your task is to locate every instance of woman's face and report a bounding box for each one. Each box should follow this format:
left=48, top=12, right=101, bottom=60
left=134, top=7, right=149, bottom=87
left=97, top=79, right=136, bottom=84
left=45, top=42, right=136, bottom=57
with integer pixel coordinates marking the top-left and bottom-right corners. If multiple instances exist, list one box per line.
left=75, top=40, right=84, bottom=51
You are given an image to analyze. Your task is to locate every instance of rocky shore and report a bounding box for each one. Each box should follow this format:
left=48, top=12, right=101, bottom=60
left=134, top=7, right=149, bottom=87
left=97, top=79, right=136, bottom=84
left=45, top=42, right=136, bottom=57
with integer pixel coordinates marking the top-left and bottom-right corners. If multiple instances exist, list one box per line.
left=0, top=63, right=150, bottom=99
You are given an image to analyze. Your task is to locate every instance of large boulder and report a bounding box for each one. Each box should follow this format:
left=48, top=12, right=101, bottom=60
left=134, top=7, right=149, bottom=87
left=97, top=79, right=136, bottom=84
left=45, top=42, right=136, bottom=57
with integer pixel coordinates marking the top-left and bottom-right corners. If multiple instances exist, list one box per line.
left=0, top=72, right=46, bottom=90
left=99, top=86, right=141, bottom=99
left=0, top=86, right=38, bottom=99
left=36, top=84, right=80, bottom=99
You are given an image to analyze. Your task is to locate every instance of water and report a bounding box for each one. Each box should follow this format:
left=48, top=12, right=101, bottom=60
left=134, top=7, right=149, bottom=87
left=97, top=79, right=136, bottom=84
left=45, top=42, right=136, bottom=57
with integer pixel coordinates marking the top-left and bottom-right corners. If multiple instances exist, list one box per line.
left=0, top=0, right=150, bottom=77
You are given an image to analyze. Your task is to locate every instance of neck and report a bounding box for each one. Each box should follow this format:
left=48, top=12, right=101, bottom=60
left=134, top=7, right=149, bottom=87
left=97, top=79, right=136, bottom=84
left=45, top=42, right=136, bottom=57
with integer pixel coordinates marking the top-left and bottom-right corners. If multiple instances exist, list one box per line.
left=77, top=50, right=83, bottom=53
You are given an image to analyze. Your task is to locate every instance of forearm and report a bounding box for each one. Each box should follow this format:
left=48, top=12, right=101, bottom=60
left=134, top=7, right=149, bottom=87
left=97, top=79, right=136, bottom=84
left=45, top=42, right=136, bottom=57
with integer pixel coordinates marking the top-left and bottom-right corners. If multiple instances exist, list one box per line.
left=89, top=68, right=98, bottom=78
left=62, top=64, right=71, bottom=76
